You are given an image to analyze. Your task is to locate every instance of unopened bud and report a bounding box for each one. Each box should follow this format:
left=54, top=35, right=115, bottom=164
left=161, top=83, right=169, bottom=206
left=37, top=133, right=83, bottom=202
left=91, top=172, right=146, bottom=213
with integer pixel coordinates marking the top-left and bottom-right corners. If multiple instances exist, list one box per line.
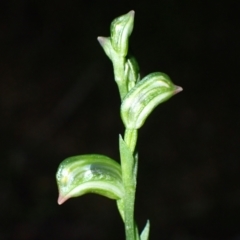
left=56, top=154, right=123, bottom=204
left=110, top=10, right=135, bottom=57
left=121, top=72, right=182, bottom=129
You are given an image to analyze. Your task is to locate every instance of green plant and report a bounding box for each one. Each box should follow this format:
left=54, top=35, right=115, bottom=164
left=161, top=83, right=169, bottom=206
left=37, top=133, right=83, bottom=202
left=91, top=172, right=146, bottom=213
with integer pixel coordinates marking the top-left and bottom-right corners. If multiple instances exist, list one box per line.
left=56, top=10, right=182, bottom=240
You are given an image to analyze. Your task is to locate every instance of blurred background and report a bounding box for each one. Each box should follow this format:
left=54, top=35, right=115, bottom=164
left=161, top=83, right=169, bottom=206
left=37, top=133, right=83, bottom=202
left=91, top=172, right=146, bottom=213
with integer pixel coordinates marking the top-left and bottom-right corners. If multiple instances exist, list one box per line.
left=0, top=0, right=239, bottom=239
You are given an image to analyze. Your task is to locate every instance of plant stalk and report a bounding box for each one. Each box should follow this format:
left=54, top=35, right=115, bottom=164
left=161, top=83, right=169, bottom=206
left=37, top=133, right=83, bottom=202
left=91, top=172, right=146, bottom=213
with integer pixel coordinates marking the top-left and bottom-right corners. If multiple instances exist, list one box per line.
left=120, top=128, right=138, bottom=240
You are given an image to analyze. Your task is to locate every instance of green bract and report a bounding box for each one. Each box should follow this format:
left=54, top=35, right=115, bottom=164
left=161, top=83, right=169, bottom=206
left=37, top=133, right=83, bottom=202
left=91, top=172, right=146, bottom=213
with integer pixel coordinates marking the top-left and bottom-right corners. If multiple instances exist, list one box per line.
left=140, top=220, right=150, bottom=240
left=121, top=72, right=182, bottom=129
left=56, top=154, right=124, bottom=204
left=97, top=37, right=118, bottom=63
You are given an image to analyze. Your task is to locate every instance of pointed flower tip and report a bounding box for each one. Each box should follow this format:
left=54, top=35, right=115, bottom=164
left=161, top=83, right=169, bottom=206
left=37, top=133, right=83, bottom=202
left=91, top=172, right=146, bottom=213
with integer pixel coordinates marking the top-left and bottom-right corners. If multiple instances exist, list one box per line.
left=57, top=194, right=68, bottom=205
left=174, top=85, right=183, bottom=94
left=97, top=36, right=106, bottom=45
left=129, top=10, right=135, bottom=17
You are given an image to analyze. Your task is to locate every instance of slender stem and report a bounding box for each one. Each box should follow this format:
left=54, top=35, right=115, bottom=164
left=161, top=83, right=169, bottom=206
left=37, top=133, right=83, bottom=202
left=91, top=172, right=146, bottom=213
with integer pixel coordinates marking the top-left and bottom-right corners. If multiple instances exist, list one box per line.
left=124, top=129, right=138, bottom=153
left=123, top=182, right=136, bottom=240
left=112, top=57, right=128, bottom=101
left=120, top=128, right=138, bottom=240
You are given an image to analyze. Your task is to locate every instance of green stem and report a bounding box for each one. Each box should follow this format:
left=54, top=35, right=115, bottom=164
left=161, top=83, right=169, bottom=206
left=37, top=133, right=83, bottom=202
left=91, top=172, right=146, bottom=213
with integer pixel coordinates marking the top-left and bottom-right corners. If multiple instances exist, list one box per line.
left=120, top=128, right=138, bottom=240
left=112, top=57, right=128, bottom=101
left=123, top=183, right=136, bottom=240
left=124, top=129, right=138, bottom=153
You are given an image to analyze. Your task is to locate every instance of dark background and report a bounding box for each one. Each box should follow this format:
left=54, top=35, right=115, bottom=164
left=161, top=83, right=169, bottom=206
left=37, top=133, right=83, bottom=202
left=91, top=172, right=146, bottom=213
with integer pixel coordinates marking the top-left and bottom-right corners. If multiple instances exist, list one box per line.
left=0, top=0, right=239, bottom=239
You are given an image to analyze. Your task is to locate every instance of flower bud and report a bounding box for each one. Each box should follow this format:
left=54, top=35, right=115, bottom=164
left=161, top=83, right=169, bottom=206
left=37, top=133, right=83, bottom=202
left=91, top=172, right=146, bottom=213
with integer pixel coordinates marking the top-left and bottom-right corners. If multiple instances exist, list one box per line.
left=110, top=10, right=135, bottom=57
left=56, top=154, right=123, bottom=204
left=121, top=72, right=182, bottom=129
